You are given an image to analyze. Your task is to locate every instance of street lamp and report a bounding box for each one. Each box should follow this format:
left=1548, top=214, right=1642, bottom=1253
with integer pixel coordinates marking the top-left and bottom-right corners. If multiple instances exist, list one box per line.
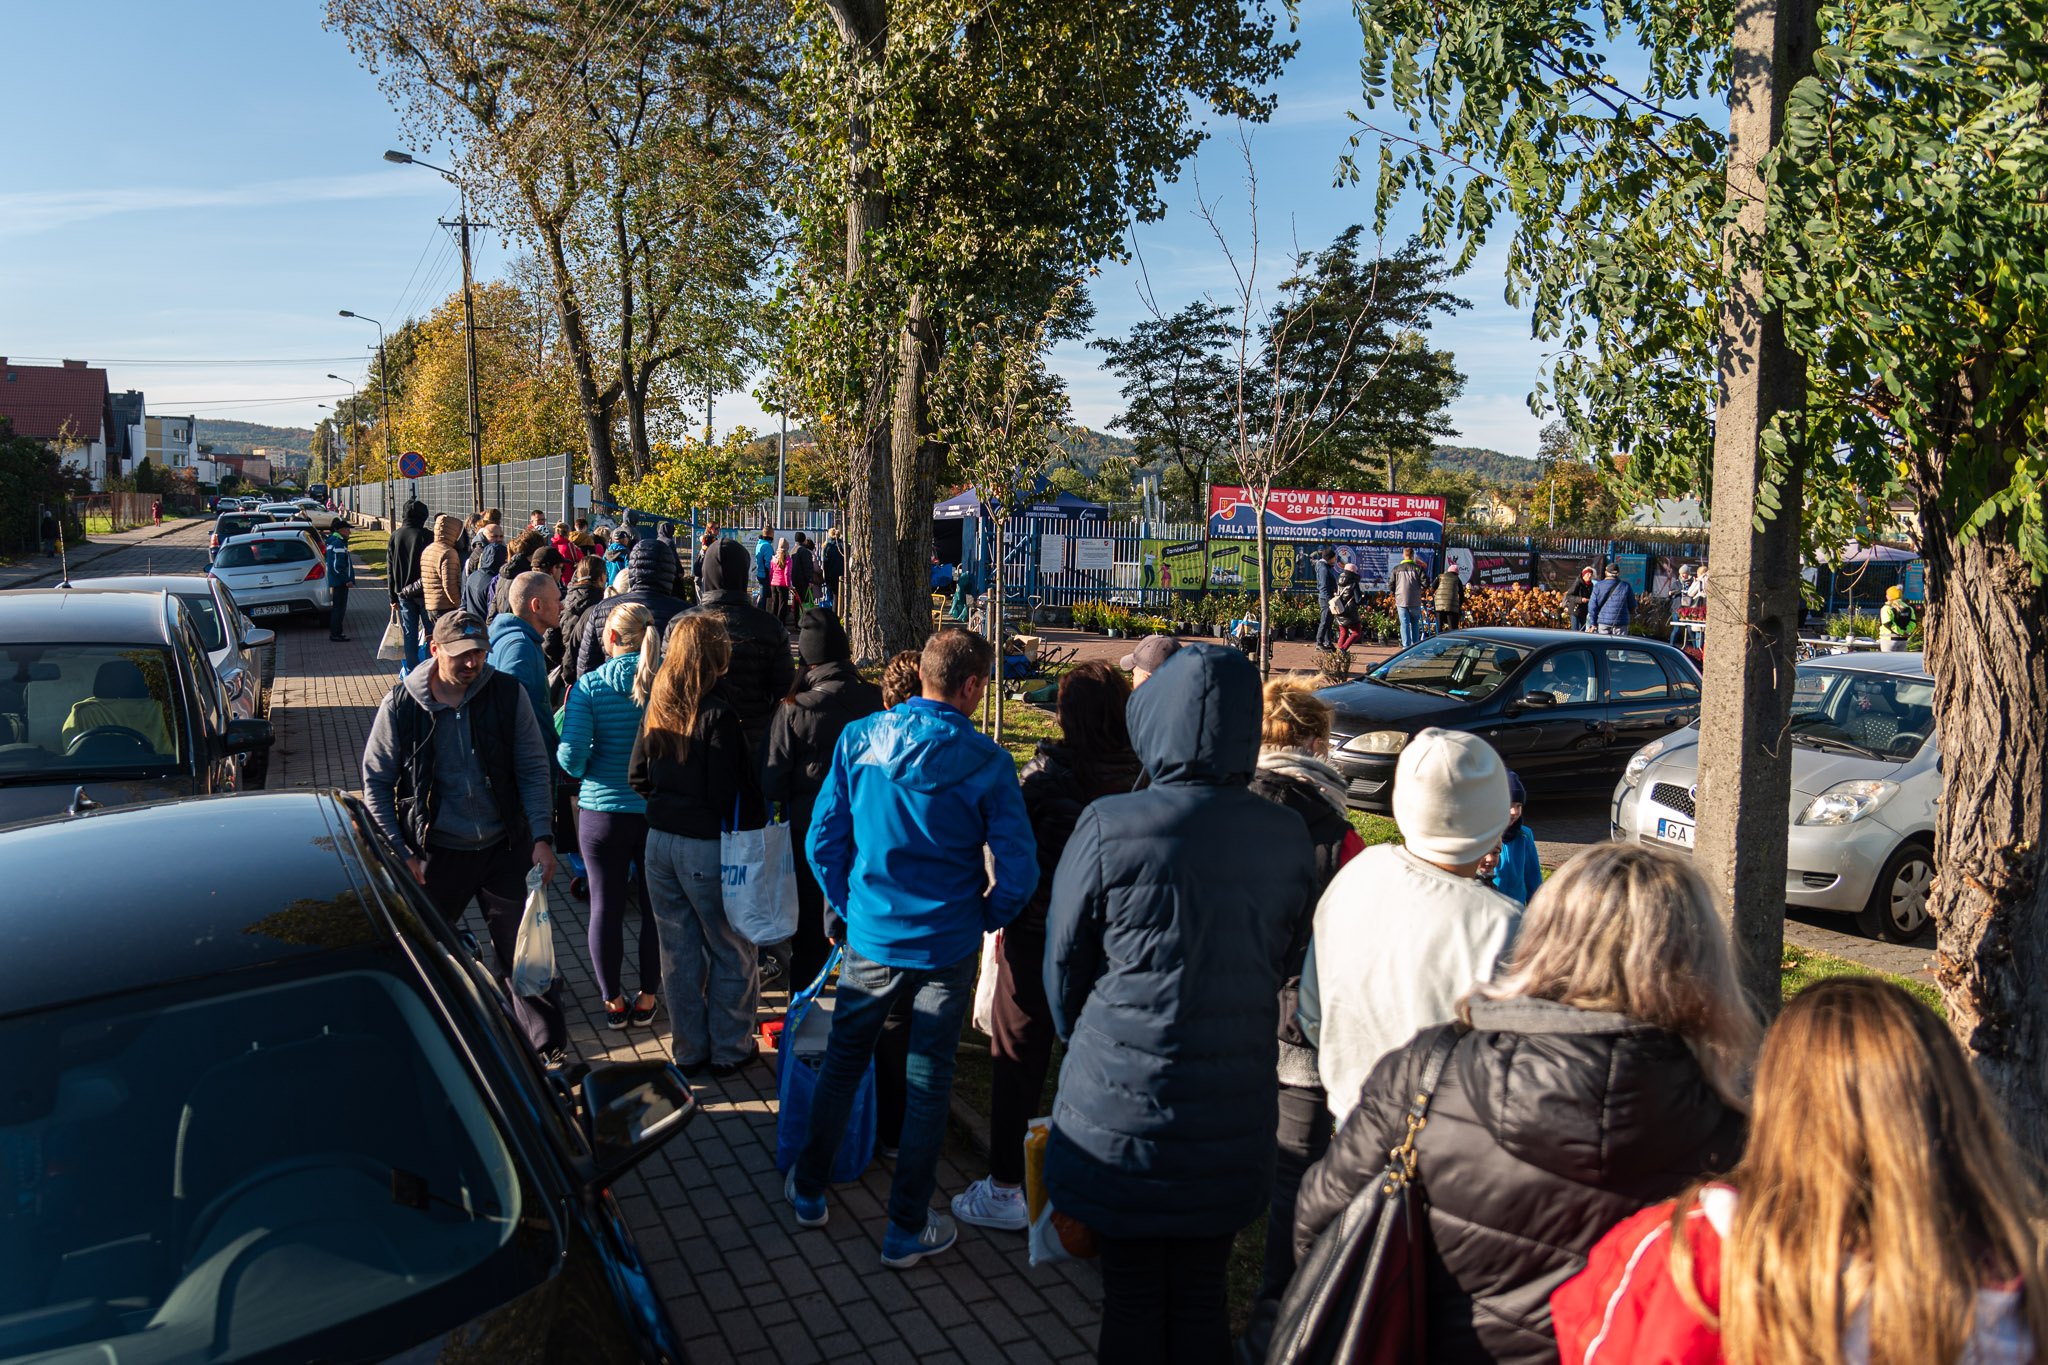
left=384, top=148, right=485, bottom=514
left=338, top=311, right=395, bottom=521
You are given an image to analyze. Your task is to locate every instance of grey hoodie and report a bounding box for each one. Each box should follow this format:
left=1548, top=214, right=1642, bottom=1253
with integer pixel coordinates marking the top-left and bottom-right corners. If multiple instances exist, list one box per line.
left=361, top=659, right=555, bottom=855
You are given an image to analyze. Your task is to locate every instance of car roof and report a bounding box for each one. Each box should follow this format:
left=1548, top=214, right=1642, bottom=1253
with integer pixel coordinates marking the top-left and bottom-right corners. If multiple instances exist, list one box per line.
left=1802, top=650, right=1930, bottom=679
left=0, top=791, right=394, bottom=1017
left=0, top=587, right=178, bottom=644
left=222, top=527, right=315, bottom=542
left=1442, top=626, right=1685, bottom=654
left=58, top=574, right=214, bottom=596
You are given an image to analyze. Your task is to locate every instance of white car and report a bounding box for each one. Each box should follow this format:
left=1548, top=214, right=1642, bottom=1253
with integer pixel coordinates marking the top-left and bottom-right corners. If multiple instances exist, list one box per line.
left=207, top=529, right=332, bottom=623
left=287, top=498, right=344, bottom=531
left=1612, top=652, right=1937, bottom=941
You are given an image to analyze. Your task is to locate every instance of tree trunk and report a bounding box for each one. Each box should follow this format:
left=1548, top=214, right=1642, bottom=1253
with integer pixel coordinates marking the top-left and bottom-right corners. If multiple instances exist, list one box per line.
left=1692, top=0, right=1817, bottom=1014
left=523, top=192, right=620, bottom=504
left=1254, top=483, right=1271, bottom=677
left=1920, top=499, right=2048, bottom=1159
left=840, top=194, right=899, bottom=663
left=888, top=290, right=943, bottom=655
left=990, top=514, right=1005, bottom=742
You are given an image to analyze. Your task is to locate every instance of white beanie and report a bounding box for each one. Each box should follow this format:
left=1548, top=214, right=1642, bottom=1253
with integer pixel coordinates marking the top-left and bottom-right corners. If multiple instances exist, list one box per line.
left=1392, top=727, right=1511, bottom=864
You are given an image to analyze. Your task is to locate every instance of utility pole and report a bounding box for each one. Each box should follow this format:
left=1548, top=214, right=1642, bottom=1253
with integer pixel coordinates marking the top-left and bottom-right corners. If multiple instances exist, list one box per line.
left=777, top=412, right=787, bottom=525
left=1693, top=0, right=1819, bottom=1012
left=442, top=203, right=490, bottom=515
left=705, top=386, right=714, bottom=446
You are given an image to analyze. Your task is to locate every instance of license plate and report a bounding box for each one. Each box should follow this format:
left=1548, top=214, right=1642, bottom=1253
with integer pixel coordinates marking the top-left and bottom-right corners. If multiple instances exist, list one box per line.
left=251, top=604, right=290, bottom=617
left=1656, top=817, right=1695, bottom=848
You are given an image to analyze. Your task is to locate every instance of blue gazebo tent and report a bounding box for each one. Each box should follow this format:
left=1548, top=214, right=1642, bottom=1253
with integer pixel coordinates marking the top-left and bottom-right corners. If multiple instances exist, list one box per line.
left=931, top=485, right=1108, bottom=521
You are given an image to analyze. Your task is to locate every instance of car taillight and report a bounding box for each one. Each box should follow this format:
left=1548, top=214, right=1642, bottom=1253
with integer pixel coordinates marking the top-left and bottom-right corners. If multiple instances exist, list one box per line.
left=306, top=561, right=326, bottom=580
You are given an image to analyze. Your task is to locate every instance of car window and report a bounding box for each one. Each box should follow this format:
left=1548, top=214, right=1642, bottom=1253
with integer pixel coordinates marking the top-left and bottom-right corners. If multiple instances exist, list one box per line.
left=1790, top=666, right=1935, bottom=758
left=0, top=643, right=185, bottom=775
left=214, top=515, right=256, bottom=539
left=214, top=538, right=315, bottom=569
left=1520, top=648, right=1600, bottom=705
left=177, top=616, right=222, bottom=733
left=1662, top=655, right=1702, bottom=700
left=176, top=590, right=227, bottom=652
left=1368, top=636, right=1527, bottom=700
left=0, top=971, right=533, bottom=1363
left=1603, top=648, right=1671, bottom=701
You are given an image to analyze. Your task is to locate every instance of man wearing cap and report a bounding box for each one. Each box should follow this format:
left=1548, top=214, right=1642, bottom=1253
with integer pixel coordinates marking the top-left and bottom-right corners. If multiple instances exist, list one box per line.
left=362, top=610, right=568, bottom=1064
left=1120, top=633, right=1180, bottom=686
left=1295, top=726, right=1522, bottom=1125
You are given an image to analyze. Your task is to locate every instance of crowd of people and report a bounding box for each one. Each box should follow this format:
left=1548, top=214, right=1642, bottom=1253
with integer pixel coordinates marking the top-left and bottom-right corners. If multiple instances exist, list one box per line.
left=354, top=500, right=2036, bottom=1365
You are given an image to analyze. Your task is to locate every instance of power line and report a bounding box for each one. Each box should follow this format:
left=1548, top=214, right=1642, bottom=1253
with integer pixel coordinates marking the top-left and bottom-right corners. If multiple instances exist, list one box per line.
left=7, top=355, right=368, bottom=367
left=154, top=392, right=353, bottom=409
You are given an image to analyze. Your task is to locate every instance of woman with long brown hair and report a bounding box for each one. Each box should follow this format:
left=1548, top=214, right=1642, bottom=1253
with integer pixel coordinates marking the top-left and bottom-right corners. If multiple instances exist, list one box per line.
left=628, top=613, right=766, bottom=1077
left=1556, top=975, right=2045, bottom=1365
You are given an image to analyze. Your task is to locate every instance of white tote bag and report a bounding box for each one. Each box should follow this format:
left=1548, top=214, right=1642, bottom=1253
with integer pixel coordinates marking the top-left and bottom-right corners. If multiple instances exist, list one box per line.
left=511, top=864, right=557, bottom=997
left=721, top=804, right=799, bottom=946
left=376, top=611, right=405, bottom=663
left=971, top=931, right=1004, bottom=1036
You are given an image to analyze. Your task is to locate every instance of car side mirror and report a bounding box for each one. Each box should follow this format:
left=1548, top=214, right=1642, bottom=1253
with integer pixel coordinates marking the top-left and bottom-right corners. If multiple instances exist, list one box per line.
left=1521, top=689, right=1557, bottom=707
left=221, top=717, right=274, bottom=755
left=242, top=625, right=275, bottom=650
left=579, top=1060, right=698, bottom=1188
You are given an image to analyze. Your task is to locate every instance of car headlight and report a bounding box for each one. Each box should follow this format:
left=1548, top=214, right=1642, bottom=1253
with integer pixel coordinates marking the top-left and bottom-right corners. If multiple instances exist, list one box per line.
left=1341, top=730, right=1409, bottom=755
left=1623, top=737, right=1667, bottom=787
left=1796, top=779, right=1900, bottom=826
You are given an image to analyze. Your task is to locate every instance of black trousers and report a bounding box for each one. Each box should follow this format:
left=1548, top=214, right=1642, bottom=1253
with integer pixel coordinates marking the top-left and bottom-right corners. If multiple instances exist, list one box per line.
left=329, top=582, right=350, bottom=638
left=988, top=924, right=1055, bottom=1185
left=1260, top=1081, right=1333, bottom=1300
left=1097, top=1232, right=1236, bottom=1365
left=421, top=840, right=567, bottom=1056
left=790, top=837, right=834, bottom=995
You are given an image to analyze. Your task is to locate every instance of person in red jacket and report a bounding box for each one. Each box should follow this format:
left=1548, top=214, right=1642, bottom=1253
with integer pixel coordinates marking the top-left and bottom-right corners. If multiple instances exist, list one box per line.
left=1554, top=976, right=2047, bottom=1365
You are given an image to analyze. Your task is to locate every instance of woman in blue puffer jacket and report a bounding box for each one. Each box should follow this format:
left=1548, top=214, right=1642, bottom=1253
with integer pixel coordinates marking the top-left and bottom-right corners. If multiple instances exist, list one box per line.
left=558, top=601, right=662, bottom=1031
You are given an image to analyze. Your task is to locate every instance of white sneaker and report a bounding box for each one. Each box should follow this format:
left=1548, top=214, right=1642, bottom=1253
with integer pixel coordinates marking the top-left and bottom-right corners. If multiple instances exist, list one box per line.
left=950, top=1177, right=1029, bottom=1232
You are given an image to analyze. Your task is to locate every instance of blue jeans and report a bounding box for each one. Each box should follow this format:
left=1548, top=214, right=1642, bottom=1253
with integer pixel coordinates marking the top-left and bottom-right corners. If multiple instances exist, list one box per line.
left=795, top=945, right=977, bottom=1235
left=396, top=597, right=426, bottom=670
left=645, top=830, right=758, bottom=1066
left=1314, top=596, right=1335, bottom=650
left=1397, top=607, right=1424, bottom=649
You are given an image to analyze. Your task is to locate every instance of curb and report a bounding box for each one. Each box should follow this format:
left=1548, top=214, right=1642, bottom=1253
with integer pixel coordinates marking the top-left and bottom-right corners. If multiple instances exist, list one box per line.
left=0, top=519, right=198, bottom=590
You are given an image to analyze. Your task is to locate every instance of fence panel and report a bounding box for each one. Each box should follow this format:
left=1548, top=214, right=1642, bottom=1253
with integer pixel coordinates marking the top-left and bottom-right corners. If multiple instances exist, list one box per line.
left=338, top=454, right=576, bottom=527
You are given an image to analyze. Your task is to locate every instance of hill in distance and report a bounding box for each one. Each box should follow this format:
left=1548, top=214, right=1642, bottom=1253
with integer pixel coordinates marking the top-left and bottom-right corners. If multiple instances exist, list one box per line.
left=194, top=418, right=314, bottom=455
left=1432, top=444, right=1538, bottom=487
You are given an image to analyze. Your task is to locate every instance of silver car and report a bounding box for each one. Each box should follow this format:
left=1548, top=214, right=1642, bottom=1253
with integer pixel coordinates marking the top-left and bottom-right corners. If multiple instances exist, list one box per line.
left=207, top=529, right=332, bottom=623
left=1612, top=652, right=1937, bottom=940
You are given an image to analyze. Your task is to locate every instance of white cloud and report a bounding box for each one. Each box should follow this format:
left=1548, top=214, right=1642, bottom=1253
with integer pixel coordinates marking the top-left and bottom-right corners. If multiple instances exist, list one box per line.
left=0, top=173, right=446, bottom=239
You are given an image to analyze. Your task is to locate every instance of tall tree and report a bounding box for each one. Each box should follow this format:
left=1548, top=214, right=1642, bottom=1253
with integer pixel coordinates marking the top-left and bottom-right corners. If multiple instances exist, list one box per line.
left=1091, top=301, right=1237, bottom=506
left=780, top=0, right=1295, bottom=658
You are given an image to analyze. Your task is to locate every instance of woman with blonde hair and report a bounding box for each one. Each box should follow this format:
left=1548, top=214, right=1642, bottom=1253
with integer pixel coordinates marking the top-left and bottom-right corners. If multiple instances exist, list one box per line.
left=1292, top=843, right=1755, bottom=1364
left=629, top=613, right=766, bottom=1077
left=1556, top=975, right=2044, bottom=1365
left=558, top=601, right=663, bottom=1031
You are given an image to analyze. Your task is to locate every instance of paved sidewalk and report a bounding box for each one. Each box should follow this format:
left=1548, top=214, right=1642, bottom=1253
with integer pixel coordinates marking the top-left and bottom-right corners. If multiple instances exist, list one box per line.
left=269, top=565, right=1105, bottom=1364
left=0, top=517, right=202, bottom=589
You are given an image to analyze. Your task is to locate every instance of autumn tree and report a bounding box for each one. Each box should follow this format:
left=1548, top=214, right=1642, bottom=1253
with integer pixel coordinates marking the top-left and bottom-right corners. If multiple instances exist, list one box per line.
left=612, top=428, right=770, bottom=519
left=393, top=281, right=584, bottom=473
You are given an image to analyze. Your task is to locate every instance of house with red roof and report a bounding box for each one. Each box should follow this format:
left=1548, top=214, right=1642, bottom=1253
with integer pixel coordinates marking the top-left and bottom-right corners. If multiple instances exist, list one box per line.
left=0, top=357, right=117, bottom=488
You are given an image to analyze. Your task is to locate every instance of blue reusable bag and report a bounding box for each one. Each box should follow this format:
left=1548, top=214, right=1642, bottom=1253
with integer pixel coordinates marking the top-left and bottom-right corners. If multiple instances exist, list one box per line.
left=774, top=946, right=878, bottom=1183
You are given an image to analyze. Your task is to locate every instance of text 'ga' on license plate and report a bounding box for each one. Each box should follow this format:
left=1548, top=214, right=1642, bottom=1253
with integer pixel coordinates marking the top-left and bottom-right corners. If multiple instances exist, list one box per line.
left=250, top=604, right=291, bottom=616
left=1657, top=818, right=1695, bottom=848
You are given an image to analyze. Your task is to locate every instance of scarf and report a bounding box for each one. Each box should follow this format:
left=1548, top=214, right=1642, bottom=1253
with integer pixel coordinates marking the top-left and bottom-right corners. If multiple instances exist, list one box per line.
left=1257, top=747, right=1349, bottom=819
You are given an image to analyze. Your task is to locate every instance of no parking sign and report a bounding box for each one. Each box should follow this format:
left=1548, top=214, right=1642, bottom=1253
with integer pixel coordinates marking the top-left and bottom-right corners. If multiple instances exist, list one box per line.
left=397, top=450, right=427, bottom=478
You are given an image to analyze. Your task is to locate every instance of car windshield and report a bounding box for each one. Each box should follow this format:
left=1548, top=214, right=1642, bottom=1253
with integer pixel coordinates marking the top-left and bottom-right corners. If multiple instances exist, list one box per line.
left=0, top=643, right=185, bottom=780
left=1789, top=666, right=1935, bottom=759
left=214, top=539, right=313, bottom=569
left=1367, top=636, right=1527, bottom=700
left=0, top=970, right=526, bottom=1365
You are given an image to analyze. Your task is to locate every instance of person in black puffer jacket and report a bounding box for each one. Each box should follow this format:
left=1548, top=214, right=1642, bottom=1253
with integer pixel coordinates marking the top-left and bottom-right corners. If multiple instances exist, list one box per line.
left=386, top=499, right=435, bottom=669
left=1046, top=645, right=1319, bottom=1365
left=760, top=606, right=883, bottom=991
left=555, top=557, right=609, bottom=691
left=673, top=538, right=793, bottom=753
left=1242, top=678, right=1364, bottom=1343
left=952, top=661, right=1143, bottom=1235
left=1292, top=842, right=1755, bottom=1365
left=491, top=528, right=546, bottom=619
left=573, top=536, right=689, bottom=682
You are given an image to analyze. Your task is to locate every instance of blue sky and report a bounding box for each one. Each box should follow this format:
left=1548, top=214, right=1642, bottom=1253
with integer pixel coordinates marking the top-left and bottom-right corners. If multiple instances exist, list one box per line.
left=0, top=0, right=1551, bottom=460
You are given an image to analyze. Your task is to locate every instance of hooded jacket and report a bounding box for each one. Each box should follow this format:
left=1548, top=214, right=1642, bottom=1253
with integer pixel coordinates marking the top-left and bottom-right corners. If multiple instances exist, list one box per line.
left=1042, top=645, right=1321, bottom=1240
left=1295, top=999, right=1747, bottom=1365
left=462, top=541, right=508, bottom=622
left=558, top=575, right=607, bottom=675
left=388, top=500, right=433, bottom=606
left=572, top=538, right=688, bottom=682
left=677, top=540, right=795, bottom=748
left=805, top=695, right=1037, bottom=970
left=760, top=660, right=883, bottom=834
left=486, top=613, right=557, bottom=752
left=1435, top=568, right=1467, bottom=612
left=420, top=517, right=464, bottom=613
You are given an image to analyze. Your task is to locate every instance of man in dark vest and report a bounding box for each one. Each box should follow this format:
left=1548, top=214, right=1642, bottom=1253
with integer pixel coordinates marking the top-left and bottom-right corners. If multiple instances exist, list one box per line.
left=361, top=611, right=568, bottom=1063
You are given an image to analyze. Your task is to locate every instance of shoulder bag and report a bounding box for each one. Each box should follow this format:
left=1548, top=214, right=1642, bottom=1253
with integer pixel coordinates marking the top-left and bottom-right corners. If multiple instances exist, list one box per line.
left=1265, top=1027, right=1463, bottom=1365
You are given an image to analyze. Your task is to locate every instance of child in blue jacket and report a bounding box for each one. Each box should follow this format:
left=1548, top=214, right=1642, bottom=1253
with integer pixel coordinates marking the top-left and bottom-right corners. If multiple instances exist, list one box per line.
left=1490, top=770, right=1544, bottom=903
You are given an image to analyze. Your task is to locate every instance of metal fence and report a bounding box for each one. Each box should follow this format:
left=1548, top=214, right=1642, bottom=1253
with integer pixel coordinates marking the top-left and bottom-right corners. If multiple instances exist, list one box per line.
left=336, top=454, right=578, bottom=526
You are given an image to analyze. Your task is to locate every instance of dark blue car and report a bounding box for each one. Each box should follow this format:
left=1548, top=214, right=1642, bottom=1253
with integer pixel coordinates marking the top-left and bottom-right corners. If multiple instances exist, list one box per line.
left=0, top=790, right=698, bottom=1363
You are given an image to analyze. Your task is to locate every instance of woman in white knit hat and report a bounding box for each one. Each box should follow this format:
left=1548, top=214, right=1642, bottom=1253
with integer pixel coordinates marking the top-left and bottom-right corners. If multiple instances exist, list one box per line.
left=1295, top=725, right=1523, bottom=1127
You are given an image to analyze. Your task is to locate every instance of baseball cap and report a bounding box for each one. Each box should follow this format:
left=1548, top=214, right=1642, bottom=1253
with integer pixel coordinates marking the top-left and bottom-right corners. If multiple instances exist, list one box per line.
left=1120, top=633, right=1182, bottom=674
left=432, top=611, right=490, bottom=657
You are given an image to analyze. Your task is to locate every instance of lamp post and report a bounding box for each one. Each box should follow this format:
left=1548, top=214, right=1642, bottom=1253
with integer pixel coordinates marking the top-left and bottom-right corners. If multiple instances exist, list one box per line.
left=384, top=149, right=486, bottom=514
left=338, top=311, right=394, bottom=521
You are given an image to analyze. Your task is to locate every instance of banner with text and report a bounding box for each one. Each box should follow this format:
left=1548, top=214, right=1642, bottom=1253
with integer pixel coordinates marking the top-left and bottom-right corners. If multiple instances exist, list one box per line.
left=1208, top=485, right=1446, bottom=545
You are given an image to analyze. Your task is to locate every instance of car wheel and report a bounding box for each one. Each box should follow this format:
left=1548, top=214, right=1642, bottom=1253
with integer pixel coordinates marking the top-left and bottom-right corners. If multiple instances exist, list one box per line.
left=1856, top=841, right=1934, bottom=942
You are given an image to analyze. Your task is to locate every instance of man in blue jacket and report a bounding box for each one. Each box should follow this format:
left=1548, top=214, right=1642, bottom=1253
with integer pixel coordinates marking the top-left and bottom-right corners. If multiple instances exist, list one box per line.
left=1587, top=563, right=1636, bottom=636
left=325, top=528, right=356, bottom=642
left=791, top=627, right=1037, bottom=1269
left=753, top=525, right=775, bottom=611
left=487, top=571, right=561, bottom=752
left=1312, top=546, right=1338, bottom=650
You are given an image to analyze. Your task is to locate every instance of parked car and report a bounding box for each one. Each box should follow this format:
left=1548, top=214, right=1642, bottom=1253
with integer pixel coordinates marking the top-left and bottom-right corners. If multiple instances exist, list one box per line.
left=53, top=573, right=275, bottom=783
left=288, top=497, right=345, bottom=530
left=0, top=589, right=272, bottom=826
left=208, top=510, right=285, bottom=562
left=1318, top=627, right=1703, bottom=812
left=0, top=789, right=698, bottom=1363
left=1613, top=651, right=1937, bottom=940
left=208, top=528, right=331, bottom=623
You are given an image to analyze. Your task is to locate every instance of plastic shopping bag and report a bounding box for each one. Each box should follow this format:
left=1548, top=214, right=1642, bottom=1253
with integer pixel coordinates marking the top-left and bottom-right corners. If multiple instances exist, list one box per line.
left=1028, top=1200, right=1100, bottom=1268
left=720, top=802, right=799, bottom=945
left=511, top=864, right=557, bottom=997
left=376, top=612, right=405, bottom=663
left=971, top=930, right=1003, bottom=1036
left=775, top=947, right=877, bottom=1182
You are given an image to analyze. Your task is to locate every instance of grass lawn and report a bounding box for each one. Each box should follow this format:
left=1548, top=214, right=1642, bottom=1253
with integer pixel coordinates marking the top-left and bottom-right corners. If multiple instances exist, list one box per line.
left=345, top=527, right=390, bottom=578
